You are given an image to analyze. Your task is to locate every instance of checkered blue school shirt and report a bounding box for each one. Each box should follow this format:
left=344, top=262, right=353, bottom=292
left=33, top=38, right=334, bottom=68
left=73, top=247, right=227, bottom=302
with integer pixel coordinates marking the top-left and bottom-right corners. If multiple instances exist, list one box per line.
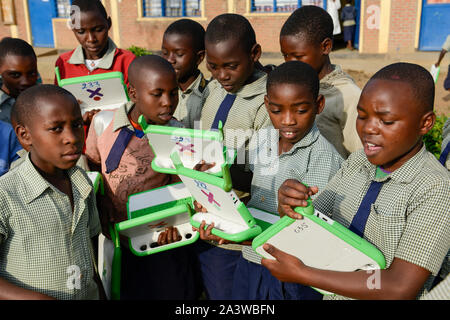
left=242, top=124, right=344, bottom=263
left=314, top=146, right=450, bottom=300
left=0, top=154, right=101, bottom=300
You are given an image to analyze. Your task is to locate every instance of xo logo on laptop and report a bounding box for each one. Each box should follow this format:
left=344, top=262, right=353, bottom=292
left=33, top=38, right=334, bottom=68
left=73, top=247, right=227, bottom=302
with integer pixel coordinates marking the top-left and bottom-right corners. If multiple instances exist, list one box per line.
left=194, top=180, right=221, bottom=210
left=81, top=81, right=103, bottom=101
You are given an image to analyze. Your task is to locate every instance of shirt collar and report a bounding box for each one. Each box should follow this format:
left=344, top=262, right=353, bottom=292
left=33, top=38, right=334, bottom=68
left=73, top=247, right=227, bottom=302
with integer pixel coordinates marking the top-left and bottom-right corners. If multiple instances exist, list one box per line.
left=113, top=101, right=135, bottom=132
left=20, top=153, right=92, bottom=204
left=181, top=72, right=206, bottom=96
left=234, top=69, right=267, bottom=99
left=68, top=38, right=118, bottom=69
left=362, top=144, right=429, bottom=183
left=0, top=77, right=13, bottom=105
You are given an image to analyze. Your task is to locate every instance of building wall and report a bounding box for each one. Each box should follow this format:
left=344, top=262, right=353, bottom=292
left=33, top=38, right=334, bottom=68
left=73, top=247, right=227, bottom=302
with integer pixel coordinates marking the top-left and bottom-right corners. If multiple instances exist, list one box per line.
left=0, top=0, right=430, bottom=54
left=388, top=0, right=419, bottom=53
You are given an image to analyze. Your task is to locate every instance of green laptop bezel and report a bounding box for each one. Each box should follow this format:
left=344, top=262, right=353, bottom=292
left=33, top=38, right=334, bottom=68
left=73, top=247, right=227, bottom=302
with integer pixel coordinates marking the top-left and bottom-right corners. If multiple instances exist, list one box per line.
left=55, top=67, right=129, bottom=101
left=171, top=152, right=262, bottom=242
left=138, top=115, right=236, bottom=176
left=118, top=182, right=199, bottom=256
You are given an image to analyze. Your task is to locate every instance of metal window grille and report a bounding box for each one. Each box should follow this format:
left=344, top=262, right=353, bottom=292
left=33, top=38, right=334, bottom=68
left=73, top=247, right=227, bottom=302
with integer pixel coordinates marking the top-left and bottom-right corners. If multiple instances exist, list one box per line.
left=143, top=0, right=201, bottom=17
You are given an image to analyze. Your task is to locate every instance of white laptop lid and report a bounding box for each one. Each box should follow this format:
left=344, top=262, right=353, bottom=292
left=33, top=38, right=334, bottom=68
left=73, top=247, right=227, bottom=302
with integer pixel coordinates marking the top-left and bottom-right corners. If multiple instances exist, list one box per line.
left=147, top=132, right=226, bottom=174
left=61, top=76, right=128, bottom=113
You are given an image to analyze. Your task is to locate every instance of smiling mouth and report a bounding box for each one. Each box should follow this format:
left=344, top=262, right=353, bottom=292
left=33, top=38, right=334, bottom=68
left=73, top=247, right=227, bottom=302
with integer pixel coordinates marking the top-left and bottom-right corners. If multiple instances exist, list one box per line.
left=280, top=130, right=298, bottom=139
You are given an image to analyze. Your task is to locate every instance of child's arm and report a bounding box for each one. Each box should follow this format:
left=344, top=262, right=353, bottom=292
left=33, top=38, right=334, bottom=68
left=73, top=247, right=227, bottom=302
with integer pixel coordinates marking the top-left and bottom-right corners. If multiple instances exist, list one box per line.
left=0, top=278, right=55, bottom=300
left=261, top=246, right=430, bottom=300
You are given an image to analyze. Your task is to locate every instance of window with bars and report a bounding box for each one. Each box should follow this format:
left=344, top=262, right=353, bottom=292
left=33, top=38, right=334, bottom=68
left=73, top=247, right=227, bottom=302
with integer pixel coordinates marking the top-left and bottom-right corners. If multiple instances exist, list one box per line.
left=56, top=0, right=72, bottom=18
left=143, top=0, right=201, bottom=17
left=250, top=0, right=325, bottom=13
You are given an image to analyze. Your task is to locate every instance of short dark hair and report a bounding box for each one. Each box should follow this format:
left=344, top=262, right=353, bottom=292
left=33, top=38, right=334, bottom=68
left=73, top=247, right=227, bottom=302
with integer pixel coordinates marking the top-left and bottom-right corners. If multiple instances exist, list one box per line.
left=164, top=19, right=205, bottom=52
left=267, top=61, right=319, bottom=100
left=280, top=6, right=333, bottom=45
left=366, top=62, right=435, bottom=113
left=205, top=14, right=256, bottom=53
left=368, top=62, right=435, bottom=113
left=0, top=37, right=36, bottom=66
left=128, top=54, right=175, bottom=87
left=71, top=0, right=108, bottom=20
left=12, top=85, right=77, bottom=127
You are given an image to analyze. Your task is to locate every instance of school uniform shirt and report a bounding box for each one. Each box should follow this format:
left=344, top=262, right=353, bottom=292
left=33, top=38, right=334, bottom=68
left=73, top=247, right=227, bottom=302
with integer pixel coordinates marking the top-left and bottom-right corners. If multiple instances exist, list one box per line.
left=174, top=71, right=209, bottom=129
left=0, top=154, right=101, bottom=300
left=85, top=101, right=182, bottom=224
left=0, top=121, right=22, bottom=176
left=421, top=275, right=450, bottom=300
left=0, top=77, right=14, bottom=124
left=317, top=64, right=362, bottom=159
left=54, top=38, right=135, bottom=85
left=242, top=124, right=343, bottom=264
left=197, top=68, right=271, bottom=157
left=312, top=146, right=450, bottom=300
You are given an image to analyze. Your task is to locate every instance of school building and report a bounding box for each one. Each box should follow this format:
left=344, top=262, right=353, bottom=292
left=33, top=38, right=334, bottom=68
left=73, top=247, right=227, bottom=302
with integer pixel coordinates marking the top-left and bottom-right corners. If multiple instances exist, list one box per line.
left=0, top=0, right=449, bottom=54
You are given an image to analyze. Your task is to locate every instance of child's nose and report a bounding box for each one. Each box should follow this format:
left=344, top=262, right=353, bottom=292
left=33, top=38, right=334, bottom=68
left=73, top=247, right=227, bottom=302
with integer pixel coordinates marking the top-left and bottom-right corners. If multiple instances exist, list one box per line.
left=363, top=118, right=379, bottom=134
left=86, top=32, right=97, bottom=43
left=281, top=112, right=296, bottom=126
left=217, top=69, right=230, bottom=81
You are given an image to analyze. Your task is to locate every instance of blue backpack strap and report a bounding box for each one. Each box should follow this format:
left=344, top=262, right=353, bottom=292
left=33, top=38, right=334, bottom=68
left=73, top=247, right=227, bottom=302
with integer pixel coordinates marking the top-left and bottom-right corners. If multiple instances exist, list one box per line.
left=211, top=93, right=237, bottom=130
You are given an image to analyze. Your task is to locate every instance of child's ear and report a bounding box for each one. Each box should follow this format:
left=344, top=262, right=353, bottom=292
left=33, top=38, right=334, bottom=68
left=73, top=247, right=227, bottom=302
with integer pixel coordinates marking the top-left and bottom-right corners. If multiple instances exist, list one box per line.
left=321, top=38, right=333, bottom=55
left=250, top=43, right=262, bottom=63
left=316, top=94, right=325, bottom=114
left=419, top=111, right=436, bottom=136
left=196, top=50, right=205, bottom=66
left=15, top=125, right=32, bottom=151
left=128, top=85, right=137, bottom=102
left=264, top=95, right=269, bottom=109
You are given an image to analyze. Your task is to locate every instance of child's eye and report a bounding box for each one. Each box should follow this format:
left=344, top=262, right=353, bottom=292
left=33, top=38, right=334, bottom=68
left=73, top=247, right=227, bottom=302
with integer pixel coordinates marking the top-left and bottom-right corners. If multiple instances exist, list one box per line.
left=49, top=126, right=63, bottom=132
left=270, top=109, right=281, bottom=114
left=297, top=109, right=307, bottom=114
left=382, top=120, right=394, bottom=125
left=76, top=29, right=85, bottom=35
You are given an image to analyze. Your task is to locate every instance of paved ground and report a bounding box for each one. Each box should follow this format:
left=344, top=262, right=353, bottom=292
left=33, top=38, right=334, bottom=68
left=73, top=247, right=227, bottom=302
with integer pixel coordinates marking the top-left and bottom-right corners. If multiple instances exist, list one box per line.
left=36, top=47, right=449, bottom=116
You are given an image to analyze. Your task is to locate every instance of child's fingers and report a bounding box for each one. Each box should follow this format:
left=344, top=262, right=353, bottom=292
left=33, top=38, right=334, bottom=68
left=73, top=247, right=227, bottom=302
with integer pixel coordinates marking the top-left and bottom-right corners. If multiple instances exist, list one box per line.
left=166, top=227, right=173, bottom=243
left=173, top=227, right=181, bottom=242
left=158, top=231, right=167, bottom=245
left=278, top=204, right=304, bottom=220
left=262, top=243, right=285, bottom=261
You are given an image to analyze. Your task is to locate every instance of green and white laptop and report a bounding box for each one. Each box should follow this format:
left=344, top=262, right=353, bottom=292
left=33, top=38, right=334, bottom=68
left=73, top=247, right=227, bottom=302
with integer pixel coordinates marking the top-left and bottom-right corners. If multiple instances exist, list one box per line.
left=139, top=115, right=236, bottom=176
left=55, top=67, right=129, bottom=113
left=115, top=182, right=199, bottom=256
left=171, top=152, right=262, bottom=242
left=252, top=200, right=386, bottom=295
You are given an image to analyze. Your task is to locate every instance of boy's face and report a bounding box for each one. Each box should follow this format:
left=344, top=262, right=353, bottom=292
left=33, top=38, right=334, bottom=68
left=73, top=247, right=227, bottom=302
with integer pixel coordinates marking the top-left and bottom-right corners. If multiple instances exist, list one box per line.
left=18, top=95, right=84, bottom=174
left=265, top=83, right=324, bottom=146
left=280, top=35, right=328, bottom=75
left=161, top=33, right=204, bottom=83
left=129, top=70, right=179, bottom=125
left=356, top=79, right=435, bottom=172
left=0, top=55, right=38, bottom=98
left=205, top=38, right=261, bottom=93
left=72, top=10, right=111, bottom=60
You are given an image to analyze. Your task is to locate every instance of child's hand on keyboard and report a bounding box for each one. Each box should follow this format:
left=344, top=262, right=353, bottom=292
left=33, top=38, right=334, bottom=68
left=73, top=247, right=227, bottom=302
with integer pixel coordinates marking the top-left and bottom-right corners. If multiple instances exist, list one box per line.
left=157, top=226, right=182, bottom=245
left=193, top=160, right=216, bottom=172
left=192, top=220, right=231, bottom=245
left=193, top=200, right=207, bottom=213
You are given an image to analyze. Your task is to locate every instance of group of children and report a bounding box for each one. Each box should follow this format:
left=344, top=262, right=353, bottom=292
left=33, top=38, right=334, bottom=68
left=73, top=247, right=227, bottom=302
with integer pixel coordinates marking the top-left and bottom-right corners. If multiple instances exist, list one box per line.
left=0, top=0, right=448, bottom=300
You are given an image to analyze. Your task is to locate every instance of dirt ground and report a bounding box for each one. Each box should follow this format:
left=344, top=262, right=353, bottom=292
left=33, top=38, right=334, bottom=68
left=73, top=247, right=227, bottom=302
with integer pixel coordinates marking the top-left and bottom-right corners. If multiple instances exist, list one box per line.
left=37, top=47, right=449, bottom=117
